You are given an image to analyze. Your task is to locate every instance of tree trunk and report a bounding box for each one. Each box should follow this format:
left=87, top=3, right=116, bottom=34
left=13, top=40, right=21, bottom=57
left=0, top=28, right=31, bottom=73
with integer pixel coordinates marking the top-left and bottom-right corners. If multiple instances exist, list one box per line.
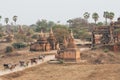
left=91, top=32, right=95, bottom=49
left=106, top=18, right=107, bottom=25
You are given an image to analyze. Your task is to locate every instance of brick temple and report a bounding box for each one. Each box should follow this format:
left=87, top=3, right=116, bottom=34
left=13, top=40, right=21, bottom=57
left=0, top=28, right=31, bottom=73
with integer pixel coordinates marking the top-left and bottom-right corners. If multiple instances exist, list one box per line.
left=30, top=28, right=59, bottom=51
left=55, top=30, right=80, bottom=62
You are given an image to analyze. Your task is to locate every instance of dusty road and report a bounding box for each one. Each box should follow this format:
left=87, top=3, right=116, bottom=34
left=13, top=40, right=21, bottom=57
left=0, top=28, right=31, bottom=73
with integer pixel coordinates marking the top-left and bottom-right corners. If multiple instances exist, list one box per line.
left=0, top=55, right=55, bottom=76
left=0, top=48, right=90, bottom=76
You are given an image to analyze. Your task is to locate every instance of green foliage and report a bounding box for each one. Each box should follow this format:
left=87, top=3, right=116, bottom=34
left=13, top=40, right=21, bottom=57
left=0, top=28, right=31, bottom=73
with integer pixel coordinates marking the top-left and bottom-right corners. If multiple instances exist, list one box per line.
left=67, top=17, right=88, bottom=28
left=97, top=22, right=103, bottom=26
left=14, top=33, right=33, bottom=42
left=0, top=32, right=3, bottom=38
left=114, top=28, right=120, bottom=33
left=109, top=12, right=114, bottom=20
left=67, top=17, right=90, bottom=40
left=31, top=34, right=39, bottom=39
left=13, top=15, right=18, bottom=24
left=35, top=19, right=55, bottom=32
left=53, top=24, right=69, bottom=43
left=72, top=28, right=90, bottom=40
left=83, top=12, right=90, bottom=20
left=0, top=16, right=2, bottom=21
left=92, top=12, right=99, bottom=24
left=26, top=28, right=34, bottom=36
left=4, top=18, right=9, bottom=24
left=5, top=46, right=13, bottom=53
left=59, top=59, right=64, bottom=64
left=103, top=11, right=114, bottom=25
left=12, top=42, right=27, bottom=49
left=103, top=48, right=109, bottom=53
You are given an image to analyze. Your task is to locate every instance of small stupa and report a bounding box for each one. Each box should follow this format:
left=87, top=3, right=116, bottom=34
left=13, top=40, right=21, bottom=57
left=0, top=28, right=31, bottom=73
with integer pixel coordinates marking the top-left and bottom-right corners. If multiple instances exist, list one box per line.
left=56, top=30, right=80, bottom=62
left=30, top=30, right=50, bottom=51
left=18, top=25, right=24, bottom=34
left=47, top=28, right=57, bottom=50
left=5, top=34, right=14, bottom=42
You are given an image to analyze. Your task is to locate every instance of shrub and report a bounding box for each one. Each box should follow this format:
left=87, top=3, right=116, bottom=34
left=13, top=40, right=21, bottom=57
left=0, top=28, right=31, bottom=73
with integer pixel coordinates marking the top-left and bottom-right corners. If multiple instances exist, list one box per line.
left=6, top=46, right=13, bottom=53
left=103, top=48, right=109, bottom=53
left=0, top=32, right=4, bottom=38
left=31, top=34, right=39, bottom=39
left=59, top=59, right=64, bottom=64
left=12, top=42, right=27, bottom=49
left=14, top=33, right=33, bottom=42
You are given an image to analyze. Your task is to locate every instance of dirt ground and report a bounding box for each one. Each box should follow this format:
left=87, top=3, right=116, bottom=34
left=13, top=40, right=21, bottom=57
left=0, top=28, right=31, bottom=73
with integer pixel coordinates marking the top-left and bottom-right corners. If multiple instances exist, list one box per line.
left=0, top=49, right=56, bottom=70
left=1, top=63, right=120, bottom=80
left=0, top=42, right=120, bottom=80
left=81, top=49, right=120, bottom=64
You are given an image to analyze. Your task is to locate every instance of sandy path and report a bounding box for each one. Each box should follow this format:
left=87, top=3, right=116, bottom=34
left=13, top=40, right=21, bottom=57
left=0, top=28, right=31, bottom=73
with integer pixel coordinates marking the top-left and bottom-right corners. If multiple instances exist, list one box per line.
left=0, top=48, right=90, bottom=76
left=80, top=48, right=90, bottom=52
left=0, top=55, right=55, bottom=76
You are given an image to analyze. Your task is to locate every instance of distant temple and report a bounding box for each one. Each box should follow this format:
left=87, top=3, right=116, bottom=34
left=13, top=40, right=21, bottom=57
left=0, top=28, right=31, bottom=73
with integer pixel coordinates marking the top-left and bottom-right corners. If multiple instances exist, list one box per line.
left=18, top=25, right=24, bottom=34
left=91, top=17, right=120, bottom=51
left=5, top=34, right=14, bottom=42
left=5, top=25, right=14, bottom=42
left=55, top=30, right=80, bottom=62
left=30, top=28, right=59, bottom=51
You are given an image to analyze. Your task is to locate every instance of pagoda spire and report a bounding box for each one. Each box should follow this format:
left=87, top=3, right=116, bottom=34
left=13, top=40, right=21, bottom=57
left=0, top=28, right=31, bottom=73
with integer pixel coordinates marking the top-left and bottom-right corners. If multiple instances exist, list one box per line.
left=70, top=29, right=74, bottom=38
left=18, top=25, right=24, bottom=34
left=63, top=36, right=67, bottom=47
left=50, top=28, right=53, bottom=34
left=40, top=29, right=44, bottom=37
left=49, top=27, right=54, bottom=37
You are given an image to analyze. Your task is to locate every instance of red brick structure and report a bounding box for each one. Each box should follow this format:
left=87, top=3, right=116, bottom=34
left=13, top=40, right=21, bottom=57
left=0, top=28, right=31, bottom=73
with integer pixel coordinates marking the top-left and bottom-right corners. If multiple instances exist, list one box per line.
left=47, top=28, right=58, bottom=50
left=30, top=28, right=59, bottom=51
left=55, top=30, right=80, bottom=62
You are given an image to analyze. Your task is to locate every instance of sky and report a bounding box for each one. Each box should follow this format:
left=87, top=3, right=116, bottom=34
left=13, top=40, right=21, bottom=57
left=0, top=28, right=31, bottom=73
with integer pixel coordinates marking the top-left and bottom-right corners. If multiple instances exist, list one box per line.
left=0, top=0, right=120, bottom=25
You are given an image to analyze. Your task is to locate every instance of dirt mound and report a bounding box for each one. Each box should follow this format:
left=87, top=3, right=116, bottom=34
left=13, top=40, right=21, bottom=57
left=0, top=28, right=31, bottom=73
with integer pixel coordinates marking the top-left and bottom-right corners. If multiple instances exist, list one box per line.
left=81, top=49, right=120, bottom=64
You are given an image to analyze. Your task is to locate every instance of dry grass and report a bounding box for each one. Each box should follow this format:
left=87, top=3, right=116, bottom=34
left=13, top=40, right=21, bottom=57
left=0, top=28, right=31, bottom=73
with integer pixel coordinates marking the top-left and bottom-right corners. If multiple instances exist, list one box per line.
left=81, top=49, right=120, bottom=64
left=0, top=42, right=120, bottom=80
left=1, top=63, right=120, bottom=80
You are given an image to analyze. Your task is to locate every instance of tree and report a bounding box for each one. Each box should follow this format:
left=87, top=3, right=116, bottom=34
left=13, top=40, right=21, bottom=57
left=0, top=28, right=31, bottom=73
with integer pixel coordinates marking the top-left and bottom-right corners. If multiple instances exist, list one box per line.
left=83, top=12, right=90, bottom=21
left=67, top=17, right=88, bottom=28
left=97, top=22, right=103, bottom=26
left=0, top=15, right=2, bottom=22
left=103, top=11, right=109, bottom=25
left=47, top=21, right=55, bottom=28
left=53, top=24, right=69, bottom=43
left=4, top=18, right=9, bottom=25
left=67, top=19, right=73, bottom=27
left=13, top=15, right=18, bottom=25
left=109, top=12, right=114, bottom=22
left=0, top=15, right=2, bottom=25
left=92, top=12, right=99, bottom=24
left=36, top=19, right=48, bottom=32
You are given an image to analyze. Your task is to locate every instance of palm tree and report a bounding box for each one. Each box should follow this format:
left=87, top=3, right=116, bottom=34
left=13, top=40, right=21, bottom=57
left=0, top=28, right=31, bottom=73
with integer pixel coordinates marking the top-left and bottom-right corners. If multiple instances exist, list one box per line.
left=4, top=18, right=9, bottom=25
left=0, top=16, right=2, bottom=24
left=109, top=12, right=115, bottom=22
left=13, top=15, right=18, bottom=25
left=103, top=11, right=109, bottom=25
left=0, top=16, right=2, bottom=21
left=83, top=12, right=90, bottom=21
left=92, top=12, right=99, bottom=24
left=67, top=19, right=73, bottom=27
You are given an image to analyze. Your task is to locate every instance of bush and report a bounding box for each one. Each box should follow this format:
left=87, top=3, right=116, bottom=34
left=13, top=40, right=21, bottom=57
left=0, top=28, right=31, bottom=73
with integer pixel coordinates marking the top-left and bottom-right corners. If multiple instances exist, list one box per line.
left=0, top=32, right=4, bottom=38
left=31, top=34, right=39, bottom=39
left=103, top=48, right=109, bottom=53
left=12, top=42, right=27, bottom=49
left=6, top=46, right=13, bottom=53
left=59, top=59, right=64, bottom=64
left=14, top=33, right=33, bottom=42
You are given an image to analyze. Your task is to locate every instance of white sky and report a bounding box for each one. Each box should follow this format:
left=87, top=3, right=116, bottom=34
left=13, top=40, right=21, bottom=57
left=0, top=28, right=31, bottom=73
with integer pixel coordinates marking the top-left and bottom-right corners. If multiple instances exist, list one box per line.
left=0, top=0, right=120, bottom=25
